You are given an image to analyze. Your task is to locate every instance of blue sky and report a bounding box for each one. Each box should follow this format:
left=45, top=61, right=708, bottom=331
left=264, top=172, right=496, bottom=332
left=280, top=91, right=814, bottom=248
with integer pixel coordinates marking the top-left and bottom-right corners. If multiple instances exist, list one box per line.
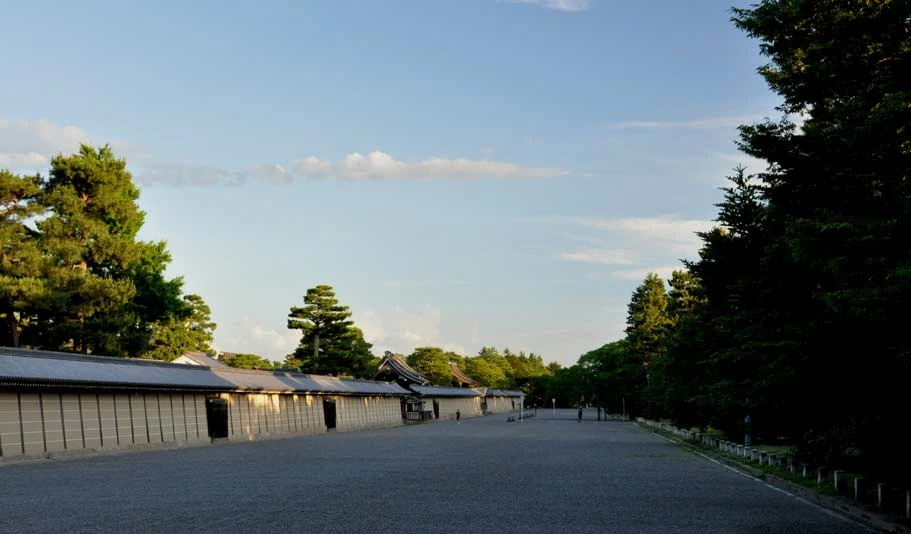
left=1, top=0, right=779, bottom=366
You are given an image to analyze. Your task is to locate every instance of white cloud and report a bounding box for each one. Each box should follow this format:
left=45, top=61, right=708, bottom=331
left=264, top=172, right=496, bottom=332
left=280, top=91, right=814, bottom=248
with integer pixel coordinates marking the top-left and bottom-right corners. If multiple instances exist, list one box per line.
left=335, top=151, right=562, bottom=181
left=246, top=163, right=292, bottom=185
left=607, top=114, right=766, bottom=130
left=0, top=152, right=49, bottom=169
left=504, top=0, right=592, bottom=12
left=0, top=117, right=142, bottom=174
left=0, top=118, right=91, bottom=172
left=2, top=116, right=566, bottom=186
left=292, top=156, right=333, bottom=177
left=0, top=118, right=90, bottom=156
left=558, top=248, right=638, bottom=265
left=137, top=163, right=245, bottom=187
left=554, top=215, right=715, bottom=282
left=573, top=215, right=714, bottom=254
left=138, top=151, right=563, bottom=185
left=356, top=306, right=444, bottom=355
left=213, top=317, right=300, bottom=362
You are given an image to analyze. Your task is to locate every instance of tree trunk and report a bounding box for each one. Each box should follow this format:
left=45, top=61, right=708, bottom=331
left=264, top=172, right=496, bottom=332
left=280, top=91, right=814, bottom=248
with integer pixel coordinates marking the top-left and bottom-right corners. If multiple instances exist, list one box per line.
left=313, top=332, right=319, bottom=363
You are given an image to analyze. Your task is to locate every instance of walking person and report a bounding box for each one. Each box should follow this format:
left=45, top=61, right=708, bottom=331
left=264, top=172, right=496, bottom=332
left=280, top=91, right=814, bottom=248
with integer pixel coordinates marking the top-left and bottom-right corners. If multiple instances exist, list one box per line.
left=456, top=409, right=461, bottom=424
left=578, top=406, right=583, bottom=422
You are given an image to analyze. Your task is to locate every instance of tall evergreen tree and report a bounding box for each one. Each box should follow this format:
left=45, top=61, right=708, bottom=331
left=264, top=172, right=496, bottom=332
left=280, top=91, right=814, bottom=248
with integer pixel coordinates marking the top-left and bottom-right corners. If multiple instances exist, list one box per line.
left=30, top=145, right=145, bottom=352
left=287, top=285, right=375, bottom=377
left=625, top=273, right=670, bottom=368
left=731, top=0, right=911, bottom=475
left=0, top=170, right=45, bottom=347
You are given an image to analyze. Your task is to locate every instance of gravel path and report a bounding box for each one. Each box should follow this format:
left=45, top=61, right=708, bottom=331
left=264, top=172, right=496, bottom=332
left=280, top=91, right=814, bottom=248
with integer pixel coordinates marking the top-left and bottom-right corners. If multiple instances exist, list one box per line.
left=0, top=408, right=866, bottom=533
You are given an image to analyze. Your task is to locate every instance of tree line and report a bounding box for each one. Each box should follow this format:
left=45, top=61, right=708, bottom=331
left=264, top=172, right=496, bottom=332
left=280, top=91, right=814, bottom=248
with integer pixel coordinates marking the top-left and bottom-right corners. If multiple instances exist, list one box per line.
left=543, top=0, right=911, bottom=484
left=2, top=163, right=556, bottom=385
left=1, top=146, right=216, bottom=360
left=275, top=284, right=561, bottom=386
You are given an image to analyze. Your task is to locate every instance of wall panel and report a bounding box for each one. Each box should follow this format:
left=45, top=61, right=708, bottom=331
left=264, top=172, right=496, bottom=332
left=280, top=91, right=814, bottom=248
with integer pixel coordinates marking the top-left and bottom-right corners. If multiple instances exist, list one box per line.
left=0, top=392, right=22, bottom=456
left=80, top=394, right=101, bottom=449
left=61, top=394, right=83, bottom=449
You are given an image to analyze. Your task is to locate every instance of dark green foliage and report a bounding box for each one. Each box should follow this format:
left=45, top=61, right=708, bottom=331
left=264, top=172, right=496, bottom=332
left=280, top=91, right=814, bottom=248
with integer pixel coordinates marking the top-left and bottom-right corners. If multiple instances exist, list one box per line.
left=287, top=285, right=376, bottom=378
left=226, top=353, right=276, bottom=370
left=541, top=0, right=911, bottom=485
left=579, top=340, right=645, bottom=416
left=0, top=170, right=45, bottom=347
left=625, top=273, right=670, bottom=368
left=407, top=346, right=454, bottom=385
left=404, top=345, right=556, bottom=390
left=143, top=294, right=217, bottom=361
left=1, top=145, right=213, bottom=358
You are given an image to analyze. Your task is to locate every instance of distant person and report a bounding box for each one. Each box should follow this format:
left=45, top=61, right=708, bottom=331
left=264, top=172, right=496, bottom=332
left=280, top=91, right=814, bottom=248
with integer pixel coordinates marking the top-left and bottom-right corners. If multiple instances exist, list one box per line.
left=578, top=407, right=583, bottom=422
left=456, top=410, right=461, bottom=424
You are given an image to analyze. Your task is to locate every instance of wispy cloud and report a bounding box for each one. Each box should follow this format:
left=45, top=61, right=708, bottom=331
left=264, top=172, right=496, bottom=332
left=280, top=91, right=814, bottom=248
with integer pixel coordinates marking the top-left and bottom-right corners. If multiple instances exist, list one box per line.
left=0, top=118, right=90, bottom=172
left=607, top=114, right=766, bottom=130
left=0, top=152, right=49, bottom=169
left=572, top=215, right=714, bottom=254
left=138, top=152, right=564, bottom=186
left=1, top=116, right=567, bottom=186
left=215, top=317, right=300, bottom=362
left=556, top=215, right=714, bottom=281
left=558, top=248, right=638, bottom=265
left=356, top=306, right=444, bottom=354
left=502, top=0, right=592, bottom=12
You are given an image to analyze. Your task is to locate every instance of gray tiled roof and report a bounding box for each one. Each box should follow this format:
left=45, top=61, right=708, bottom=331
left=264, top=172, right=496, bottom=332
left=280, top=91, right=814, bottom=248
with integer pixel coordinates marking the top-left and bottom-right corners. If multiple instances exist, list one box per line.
left=486, top=389, right=525, bottom=398
left=174, top=351, right=230, bottom=368
left=449, top=362, right=481, bottom=387
left=409, top=385, right=486, bottom=398
left=376, top=353, right=431, bottom=385
left=0, top=347, right=409, bottom=396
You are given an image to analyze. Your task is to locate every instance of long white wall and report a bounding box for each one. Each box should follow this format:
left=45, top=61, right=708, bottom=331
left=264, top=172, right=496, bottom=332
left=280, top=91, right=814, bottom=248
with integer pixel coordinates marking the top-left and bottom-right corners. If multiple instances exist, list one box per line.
left=435, top=397, right=482, bottom=420
left=485, top=396, right=519, bottom=414
left=334, top=395, right=402, bottom=432
left=0, top=391, right=208, bottom=458
left=221, top=393, right=402, bottom=439
left=222, top=392, right=324, bottom=439
left=1, top=390, right=406, bottom=458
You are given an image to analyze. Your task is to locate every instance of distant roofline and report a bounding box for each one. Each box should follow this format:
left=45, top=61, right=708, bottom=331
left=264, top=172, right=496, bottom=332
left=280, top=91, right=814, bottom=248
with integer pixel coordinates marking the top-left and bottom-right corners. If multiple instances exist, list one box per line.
left=0, top=347, right=407, bottom=395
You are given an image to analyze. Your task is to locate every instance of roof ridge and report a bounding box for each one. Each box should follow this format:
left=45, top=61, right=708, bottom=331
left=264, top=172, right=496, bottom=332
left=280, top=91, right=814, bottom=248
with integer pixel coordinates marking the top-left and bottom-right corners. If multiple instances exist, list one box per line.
left=0, top=347, right=212, bottom=371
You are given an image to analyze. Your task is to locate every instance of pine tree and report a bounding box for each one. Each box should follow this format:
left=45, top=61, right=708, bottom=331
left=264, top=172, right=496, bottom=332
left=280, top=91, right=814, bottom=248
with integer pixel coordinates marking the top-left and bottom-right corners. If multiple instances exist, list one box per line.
left=28, top=146, right=143, bottom=352
left=730, top=0, right=911, bottom=475
left=0, top=170, right=45, bottom=347
left=625, top=273, right=670, bottom=367
left=287, top=285, right=375, bottom=377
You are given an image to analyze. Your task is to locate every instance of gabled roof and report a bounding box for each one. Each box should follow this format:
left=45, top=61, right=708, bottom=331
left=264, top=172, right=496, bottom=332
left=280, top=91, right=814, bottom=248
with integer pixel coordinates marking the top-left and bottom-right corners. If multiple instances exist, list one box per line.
left=0, top=347, right=409, bottom=396
left=449, top=362, right=481, bottom=387
left=172, top=351, right=230, bottom=368
left=375, top=352, right=430, bottom=386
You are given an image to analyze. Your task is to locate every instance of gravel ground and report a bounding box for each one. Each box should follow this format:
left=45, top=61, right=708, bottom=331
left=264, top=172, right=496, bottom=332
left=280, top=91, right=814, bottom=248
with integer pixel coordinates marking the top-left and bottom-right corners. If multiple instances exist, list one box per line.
left=0, top=408, right=868, bottom=533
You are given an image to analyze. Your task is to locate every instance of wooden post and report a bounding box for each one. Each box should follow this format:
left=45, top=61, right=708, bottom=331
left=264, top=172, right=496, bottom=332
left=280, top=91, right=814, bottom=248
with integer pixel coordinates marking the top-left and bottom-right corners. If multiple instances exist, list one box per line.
left=877, top=483, right=886, bottom=510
